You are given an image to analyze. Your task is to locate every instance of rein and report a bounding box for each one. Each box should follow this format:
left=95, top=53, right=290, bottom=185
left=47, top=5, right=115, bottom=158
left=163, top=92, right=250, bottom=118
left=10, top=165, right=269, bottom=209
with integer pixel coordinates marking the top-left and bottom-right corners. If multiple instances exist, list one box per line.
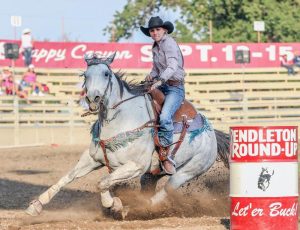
left=86, top=77, right=155, bottom=173
left=110, top=81, right=152, bottom=110
left=97, top=81, right=155, bottom=173
left=110, top=90, right=150, bottom=110
left=83, top=71, right=157, bottom=173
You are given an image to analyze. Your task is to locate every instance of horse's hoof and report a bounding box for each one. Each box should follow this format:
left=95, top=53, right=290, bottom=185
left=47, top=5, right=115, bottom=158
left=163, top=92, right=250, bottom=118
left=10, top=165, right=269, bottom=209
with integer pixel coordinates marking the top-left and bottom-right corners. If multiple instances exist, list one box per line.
left=111, top=197, right=129, bottom=220
left=25, top=199, right=43, bottom=216
left=100, top=191, right=114, bottom=208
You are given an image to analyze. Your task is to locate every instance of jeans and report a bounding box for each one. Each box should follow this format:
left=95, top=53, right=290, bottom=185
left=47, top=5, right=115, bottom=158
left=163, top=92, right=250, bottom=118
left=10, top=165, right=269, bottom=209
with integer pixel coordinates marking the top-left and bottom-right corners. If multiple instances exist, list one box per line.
left=23, top=48, right=32, bottom=66
left=282, top=64, right=295, bottom=75
left=158, top=83, right=185, bottom=147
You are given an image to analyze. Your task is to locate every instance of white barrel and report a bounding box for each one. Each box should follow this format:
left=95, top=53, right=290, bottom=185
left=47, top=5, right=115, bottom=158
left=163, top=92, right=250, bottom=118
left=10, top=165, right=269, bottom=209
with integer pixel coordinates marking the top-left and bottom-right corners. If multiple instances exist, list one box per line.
left=230, top=126, right=298, bottom=230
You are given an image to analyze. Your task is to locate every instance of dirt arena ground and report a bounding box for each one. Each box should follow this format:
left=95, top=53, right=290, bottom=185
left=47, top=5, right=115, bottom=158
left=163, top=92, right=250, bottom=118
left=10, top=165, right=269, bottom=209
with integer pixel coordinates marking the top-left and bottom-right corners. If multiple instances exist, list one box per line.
left=0, top=145, right=231, bottom=229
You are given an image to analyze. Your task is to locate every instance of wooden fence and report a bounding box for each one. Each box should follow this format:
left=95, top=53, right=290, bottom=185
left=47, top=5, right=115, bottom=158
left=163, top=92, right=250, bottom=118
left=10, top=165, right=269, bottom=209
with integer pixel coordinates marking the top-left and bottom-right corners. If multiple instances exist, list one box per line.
left=1, top=67, right=299, bottom=146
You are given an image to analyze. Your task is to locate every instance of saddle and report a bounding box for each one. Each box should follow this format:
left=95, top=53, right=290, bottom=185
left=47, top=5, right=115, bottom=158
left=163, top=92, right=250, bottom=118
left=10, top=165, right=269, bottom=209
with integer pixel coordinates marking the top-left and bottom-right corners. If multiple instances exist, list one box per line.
left=148, top=89, right=198, bottom=175
left=149, top=89, right=197, bottom=122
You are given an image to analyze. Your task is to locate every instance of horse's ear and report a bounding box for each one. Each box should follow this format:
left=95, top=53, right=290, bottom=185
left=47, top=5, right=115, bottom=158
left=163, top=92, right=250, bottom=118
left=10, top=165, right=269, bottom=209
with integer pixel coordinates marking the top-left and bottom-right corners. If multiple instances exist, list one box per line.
left=105, top=52, right=116, bottom=65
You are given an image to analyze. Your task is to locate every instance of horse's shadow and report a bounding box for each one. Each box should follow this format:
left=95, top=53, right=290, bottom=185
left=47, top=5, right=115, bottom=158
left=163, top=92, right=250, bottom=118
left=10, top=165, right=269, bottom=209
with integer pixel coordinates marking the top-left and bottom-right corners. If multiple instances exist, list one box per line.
left=0, top=177, right=99, bottom=211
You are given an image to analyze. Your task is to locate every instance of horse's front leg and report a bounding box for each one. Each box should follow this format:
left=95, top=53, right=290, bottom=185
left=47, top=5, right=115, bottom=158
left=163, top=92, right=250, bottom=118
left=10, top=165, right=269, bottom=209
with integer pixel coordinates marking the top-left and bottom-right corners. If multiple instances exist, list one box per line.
left=26, top=148, right=102, bottom=216
left=98, top=160, right=143, bottom=218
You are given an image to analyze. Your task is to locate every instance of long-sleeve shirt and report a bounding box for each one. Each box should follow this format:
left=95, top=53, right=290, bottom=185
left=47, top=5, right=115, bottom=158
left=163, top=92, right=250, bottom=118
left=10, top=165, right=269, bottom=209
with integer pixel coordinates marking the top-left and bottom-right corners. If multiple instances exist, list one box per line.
left=149, top=35, right=185, bottom=82
left=21, top=34, right=33, bottom=49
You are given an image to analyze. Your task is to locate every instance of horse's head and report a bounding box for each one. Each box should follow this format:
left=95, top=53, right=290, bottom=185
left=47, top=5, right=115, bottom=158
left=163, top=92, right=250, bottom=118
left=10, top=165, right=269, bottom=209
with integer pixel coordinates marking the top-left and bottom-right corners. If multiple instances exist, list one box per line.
left=261, top=167, right=268, bottom=175
left=82, top=52, right=116, bottom=112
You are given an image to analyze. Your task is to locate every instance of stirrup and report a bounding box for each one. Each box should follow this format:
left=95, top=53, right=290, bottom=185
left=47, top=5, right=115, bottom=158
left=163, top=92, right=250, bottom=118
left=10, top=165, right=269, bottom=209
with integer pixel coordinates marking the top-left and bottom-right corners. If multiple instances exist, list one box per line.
left=167, top=155, right=176, bottom=167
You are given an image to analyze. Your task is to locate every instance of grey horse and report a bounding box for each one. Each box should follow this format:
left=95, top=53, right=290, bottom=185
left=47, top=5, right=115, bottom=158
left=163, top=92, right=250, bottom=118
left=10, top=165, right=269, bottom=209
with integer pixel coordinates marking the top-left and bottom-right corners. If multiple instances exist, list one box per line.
left=26, top=53, right=229, bottom=218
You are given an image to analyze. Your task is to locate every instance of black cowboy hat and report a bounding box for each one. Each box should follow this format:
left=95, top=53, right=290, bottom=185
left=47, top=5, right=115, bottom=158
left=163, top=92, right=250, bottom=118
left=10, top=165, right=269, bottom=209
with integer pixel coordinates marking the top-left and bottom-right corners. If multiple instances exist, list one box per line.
left=140, top=16, right=174, bottom=37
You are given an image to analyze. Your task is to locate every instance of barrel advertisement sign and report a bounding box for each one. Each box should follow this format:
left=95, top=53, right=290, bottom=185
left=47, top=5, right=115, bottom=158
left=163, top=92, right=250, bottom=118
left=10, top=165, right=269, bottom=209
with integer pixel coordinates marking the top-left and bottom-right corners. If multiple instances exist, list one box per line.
left=230, top=126, right=298, bottom=230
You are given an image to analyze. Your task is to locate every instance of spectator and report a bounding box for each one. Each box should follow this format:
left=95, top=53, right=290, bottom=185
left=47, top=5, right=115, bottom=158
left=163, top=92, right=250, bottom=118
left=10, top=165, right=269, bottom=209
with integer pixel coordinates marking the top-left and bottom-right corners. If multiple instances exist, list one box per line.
left=0, top=66, right=12, bottom=95
left=280, top=54, right=295, bottom=75
left=20, top=28, right=34, bottom=67
left=293, top=51, right=300, bottom=68
left=1, top=66, right=28, bottom=99
left=21, top=64, right=44, bottom=96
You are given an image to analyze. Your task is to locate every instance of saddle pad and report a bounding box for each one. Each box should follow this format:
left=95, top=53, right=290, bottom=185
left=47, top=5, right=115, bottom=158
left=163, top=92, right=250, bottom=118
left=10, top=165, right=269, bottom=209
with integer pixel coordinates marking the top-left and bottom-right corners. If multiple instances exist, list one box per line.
left=173, top=113, right=204, bottom=134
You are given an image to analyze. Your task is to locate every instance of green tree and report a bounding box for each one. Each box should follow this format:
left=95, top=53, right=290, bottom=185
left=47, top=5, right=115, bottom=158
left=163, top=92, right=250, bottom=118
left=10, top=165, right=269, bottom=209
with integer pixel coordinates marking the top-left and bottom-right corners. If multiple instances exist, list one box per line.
left=104, top=0, right=300, bottom=42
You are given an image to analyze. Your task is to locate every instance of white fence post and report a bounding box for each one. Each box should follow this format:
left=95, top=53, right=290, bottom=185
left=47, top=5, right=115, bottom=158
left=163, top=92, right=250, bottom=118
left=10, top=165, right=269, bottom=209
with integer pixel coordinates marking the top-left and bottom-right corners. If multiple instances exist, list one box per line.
left=13, top=96, right=19, bottom=145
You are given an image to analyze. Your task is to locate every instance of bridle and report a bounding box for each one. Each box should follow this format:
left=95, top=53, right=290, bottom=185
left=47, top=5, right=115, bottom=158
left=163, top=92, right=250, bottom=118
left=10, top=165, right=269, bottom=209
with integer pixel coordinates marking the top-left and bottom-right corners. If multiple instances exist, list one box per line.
left=82, top=64, right=113, bottom=117
left=82, top=70, right=152, bottom=116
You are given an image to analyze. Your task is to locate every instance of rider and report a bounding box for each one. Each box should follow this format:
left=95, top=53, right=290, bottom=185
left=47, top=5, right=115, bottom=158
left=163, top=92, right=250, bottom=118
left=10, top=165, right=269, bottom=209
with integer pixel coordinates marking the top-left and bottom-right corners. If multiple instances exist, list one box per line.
left=140, top=16, right=185, bottom=174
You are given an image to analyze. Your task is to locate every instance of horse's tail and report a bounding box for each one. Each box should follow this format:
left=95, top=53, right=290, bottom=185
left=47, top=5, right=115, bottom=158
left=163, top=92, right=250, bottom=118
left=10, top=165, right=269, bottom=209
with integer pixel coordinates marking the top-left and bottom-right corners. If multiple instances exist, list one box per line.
left=214, top=129, right=230, bottom=169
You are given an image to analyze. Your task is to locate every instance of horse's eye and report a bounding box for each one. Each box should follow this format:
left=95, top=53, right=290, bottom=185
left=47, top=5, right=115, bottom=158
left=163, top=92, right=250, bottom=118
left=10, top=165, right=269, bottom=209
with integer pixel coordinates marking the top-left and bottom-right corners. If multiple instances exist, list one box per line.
left=104, top=71, right=109, bottom=77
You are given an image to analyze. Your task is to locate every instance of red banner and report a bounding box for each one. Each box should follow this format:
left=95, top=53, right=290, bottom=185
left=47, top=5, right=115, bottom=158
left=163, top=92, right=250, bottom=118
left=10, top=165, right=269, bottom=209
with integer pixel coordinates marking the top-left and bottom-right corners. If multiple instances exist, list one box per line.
left=1, top=40, right=300, bottom=69
left=230, top=126, right=298, bottom=162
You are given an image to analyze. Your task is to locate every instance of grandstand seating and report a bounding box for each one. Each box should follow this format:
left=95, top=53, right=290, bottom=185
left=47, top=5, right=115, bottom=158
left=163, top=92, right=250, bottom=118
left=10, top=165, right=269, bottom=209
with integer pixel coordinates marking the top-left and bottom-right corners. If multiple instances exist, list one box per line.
left=1, top=67, right=299, bottom=145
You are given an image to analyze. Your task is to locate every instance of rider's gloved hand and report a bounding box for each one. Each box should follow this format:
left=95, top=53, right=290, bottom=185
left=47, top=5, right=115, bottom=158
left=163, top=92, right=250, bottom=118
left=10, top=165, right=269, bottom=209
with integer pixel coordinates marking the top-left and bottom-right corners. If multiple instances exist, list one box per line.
left=150, top=80, right=163, bottom=91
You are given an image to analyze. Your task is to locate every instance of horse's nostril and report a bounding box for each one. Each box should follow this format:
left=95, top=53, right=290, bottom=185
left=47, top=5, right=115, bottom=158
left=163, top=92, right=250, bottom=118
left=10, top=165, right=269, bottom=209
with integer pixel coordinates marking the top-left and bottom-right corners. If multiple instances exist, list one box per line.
left=94, top=96, right=101, bottom=103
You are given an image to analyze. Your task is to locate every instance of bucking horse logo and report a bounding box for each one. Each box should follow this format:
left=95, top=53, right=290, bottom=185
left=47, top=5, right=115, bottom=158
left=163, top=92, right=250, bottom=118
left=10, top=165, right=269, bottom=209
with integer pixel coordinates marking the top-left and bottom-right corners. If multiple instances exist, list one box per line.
left=257, top=167, right=274, bottom=191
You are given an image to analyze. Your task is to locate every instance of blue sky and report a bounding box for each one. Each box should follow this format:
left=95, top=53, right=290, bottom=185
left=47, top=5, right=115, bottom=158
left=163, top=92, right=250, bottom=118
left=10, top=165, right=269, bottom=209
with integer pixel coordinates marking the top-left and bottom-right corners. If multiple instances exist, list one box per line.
left=0, top=0, right=151, bottom=43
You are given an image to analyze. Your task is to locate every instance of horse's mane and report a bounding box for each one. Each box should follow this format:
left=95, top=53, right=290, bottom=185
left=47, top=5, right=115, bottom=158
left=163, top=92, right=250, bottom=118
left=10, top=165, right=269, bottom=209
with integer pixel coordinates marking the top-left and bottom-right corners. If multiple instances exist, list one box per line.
left=81, top=55, right=148, bottom=98
left=114, top=71, right=148, bottom=98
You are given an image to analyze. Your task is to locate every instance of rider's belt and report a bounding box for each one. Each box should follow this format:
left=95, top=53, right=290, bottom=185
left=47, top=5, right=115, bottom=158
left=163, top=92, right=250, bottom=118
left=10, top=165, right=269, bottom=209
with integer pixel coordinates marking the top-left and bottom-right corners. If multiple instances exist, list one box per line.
left=166, top=80, right=183, bottom=86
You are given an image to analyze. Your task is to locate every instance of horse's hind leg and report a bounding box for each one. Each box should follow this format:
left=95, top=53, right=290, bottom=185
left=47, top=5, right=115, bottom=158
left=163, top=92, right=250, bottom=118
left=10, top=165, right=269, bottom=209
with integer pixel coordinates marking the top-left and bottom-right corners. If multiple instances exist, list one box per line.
left=26, top=148, right=102, bottom=216
left=150, top=148, right=217, bottom=206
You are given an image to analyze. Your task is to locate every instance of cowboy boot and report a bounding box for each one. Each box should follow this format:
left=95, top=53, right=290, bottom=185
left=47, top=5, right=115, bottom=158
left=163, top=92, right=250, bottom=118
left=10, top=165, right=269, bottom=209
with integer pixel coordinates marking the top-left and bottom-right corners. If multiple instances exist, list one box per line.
left=160, top=147, right=176, bottom=175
